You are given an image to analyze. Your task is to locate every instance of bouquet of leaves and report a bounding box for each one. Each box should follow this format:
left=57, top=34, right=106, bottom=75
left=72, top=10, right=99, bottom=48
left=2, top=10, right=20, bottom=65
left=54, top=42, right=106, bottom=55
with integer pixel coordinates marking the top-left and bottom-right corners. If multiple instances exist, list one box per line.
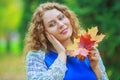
left=67, top=27, right=105, bottom=60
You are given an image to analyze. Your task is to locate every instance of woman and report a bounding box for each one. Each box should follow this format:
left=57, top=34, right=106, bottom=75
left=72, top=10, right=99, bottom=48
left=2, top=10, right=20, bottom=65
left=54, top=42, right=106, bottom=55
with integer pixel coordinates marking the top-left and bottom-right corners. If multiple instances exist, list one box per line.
left=24, top=2, right=109, bottom=80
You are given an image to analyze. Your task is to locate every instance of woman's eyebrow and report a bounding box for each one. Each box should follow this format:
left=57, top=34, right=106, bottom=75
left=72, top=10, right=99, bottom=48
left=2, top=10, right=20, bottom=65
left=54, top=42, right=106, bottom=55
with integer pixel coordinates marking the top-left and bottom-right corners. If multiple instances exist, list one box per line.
left=48, top=20, right=54, bottom=24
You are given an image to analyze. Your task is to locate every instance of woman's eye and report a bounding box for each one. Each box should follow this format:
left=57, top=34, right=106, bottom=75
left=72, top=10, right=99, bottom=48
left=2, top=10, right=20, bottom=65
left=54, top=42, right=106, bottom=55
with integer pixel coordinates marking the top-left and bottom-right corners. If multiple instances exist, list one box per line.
left=49, top=22, right=56, bottom=27
left=59, top=15, right=64, bottom=20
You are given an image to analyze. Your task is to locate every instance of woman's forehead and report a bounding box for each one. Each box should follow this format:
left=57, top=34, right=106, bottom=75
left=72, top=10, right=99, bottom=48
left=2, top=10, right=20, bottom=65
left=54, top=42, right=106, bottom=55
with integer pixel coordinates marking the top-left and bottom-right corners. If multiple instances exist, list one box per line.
left=42, top=9, right=63, bottom=23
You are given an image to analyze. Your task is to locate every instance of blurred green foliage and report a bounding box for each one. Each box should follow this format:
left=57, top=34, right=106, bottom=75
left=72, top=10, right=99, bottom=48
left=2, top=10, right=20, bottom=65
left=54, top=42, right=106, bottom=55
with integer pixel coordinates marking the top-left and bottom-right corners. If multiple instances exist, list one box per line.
left=0, top=0, right=120, bottom=79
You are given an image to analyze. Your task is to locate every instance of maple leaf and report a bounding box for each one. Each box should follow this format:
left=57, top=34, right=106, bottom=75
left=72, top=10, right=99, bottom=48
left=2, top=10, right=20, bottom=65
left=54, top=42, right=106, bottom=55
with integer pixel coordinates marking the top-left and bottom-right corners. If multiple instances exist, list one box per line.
left=78, top=34, right=96, bottom=50
left=74, top=48, right=89, bottom=60
left=88, top=27, right=105, bottom=45
left=67, top=26, right=105, bottom=60
left=79, top=27, right=105, bottom=48
left=66, top=38, right=79, bottom=50
left=68, top=48, right=89, bottom=60
left=70, top=48, right=88, bottom=56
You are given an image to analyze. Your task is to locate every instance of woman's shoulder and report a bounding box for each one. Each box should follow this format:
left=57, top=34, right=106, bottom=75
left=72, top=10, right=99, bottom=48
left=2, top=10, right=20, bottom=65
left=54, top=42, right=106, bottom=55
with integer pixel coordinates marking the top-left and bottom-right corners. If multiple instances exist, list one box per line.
left=26, top=50, right=45, bottom=60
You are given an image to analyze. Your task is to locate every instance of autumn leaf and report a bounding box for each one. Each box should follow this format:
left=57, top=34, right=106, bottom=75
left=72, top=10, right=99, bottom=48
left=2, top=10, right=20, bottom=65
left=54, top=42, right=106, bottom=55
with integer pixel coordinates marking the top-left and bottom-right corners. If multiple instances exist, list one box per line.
left=88, top=27, right=98, bottom=38
left=67, top=26, right=105, bottom=60
left=70, top=48, right=88, bottom=56
left=66, top=38, right=79, bottom=50
left=79, top=27, right=105, bottom=48
left=74, top=48, right=89, bottom=60
left=88, top=27, right=105, bottom=42
left=68, top=48, right=89, bottom=60
left=78, top=34, right=96, bottom=50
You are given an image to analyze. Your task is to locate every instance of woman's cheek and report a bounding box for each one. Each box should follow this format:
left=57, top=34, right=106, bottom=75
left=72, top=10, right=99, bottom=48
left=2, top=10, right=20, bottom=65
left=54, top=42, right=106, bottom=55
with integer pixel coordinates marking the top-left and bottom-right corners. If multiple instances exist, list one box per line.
left=48, top=30, right=57, bottom=37
left=47, top=28, right=55, bottom=34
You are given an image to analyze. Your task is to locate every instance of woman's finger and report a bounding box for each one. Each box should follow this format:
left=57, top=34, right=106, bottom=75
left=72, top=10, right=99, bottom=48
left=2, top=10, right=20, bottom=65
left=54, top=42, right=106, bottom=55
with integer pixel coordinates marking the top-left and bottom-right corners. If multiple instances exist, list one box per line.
left=88, top=52, right=98, bottom=61
left=45, top=32, right=51, bottom=41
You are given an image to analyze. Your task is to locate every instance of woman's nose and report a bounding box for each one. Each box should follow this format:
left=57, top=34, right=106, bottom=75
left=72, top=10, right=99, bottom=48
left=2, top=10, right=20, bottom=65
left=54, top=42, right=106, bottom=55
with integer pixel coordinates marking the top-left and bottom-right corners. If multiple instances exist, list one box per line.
left=57, top=21, right=64, bottom=29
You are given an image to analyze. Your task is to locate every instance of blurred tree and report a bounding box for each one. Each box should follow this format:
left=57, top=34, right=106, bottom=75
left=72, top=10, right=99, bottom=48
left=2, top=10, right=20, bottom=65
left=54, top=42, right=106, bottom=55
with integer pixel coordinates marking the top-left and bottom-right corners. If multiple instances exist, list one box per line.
left=0, top=0, right=24, bottom=54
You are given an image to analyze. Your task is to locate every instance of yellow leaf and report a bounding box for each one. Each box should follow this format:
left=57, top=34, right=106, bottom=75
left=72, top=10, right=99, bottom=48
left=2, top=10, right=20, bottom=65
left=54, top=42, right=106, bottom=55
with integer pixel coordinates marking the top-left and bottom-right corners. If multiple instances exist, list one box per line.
left=95, top=34, right=105, bottom=43
left=74, top=38, right=80, bottom=43
left=80, top=29, right=87, bottom=35
left=87, top=26, right=105, bottom=43
left=67, top=43, right=78, bottom=50
left=66, top=38, right=79, bottom=50
left=88, top=27, right=98, bottom=38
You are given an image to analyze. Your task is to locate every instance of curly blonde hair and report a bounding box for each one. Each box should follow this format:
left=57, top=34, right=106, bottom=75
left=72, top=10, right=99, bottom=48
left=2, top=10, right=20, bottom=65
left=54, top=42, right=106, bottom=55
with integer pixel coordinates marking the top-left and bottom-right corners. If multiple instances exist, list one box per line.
left=24, top=2, right=81, bottom=54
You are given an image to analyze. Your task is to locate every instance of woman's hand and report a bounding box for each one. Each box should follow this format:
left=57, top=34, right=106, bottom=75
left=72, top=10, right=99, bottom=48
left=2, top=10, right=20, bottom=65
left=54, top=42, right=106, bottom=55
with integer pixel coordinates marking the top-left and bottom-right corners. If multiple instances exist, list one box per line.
left=46, top=32, right=66, bottom=54
left=88, top=47, right=99, bottom=69
left=46, top=32, right=67, bottom=64
left=88, top=47, right=102, bottom=79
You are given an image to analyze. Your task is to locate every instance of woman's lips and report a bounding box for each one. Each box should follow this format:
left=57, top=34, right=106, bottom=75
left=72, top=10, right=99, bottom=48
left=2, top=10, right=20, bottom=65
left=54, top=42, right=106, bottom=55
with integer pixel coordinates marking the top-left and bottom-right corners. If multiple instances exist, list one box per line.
left=61, top=28, right=68, bottom=34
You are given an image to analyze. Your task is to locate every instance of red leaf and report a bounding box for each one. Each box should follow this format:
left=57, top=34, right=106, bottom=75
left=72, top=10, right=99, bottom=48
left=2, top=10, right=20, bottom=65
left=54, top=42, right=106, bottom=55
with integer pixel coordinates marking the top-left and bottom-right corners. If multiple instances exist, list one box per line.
left=78, top=34, right=96, bottom=50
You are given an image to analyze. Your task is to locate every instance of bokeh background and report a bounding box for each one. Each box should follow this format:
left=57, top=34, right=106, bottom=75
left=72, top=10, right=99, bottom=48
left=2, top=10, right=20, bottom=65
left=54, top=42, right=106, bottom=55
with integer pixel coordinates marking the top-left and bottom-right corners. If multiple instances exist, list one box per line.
left=0, top=0, right=120, bottom=80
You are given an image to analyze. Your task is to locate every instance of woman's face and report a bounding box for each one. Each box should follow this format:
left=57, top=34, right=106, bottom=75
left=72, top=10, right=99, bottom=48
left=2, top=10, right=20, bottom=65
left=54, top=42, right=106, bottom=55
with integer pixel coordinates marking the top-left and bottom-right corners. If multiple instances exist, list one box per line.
left=43, top=9, right=73, bottom=42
